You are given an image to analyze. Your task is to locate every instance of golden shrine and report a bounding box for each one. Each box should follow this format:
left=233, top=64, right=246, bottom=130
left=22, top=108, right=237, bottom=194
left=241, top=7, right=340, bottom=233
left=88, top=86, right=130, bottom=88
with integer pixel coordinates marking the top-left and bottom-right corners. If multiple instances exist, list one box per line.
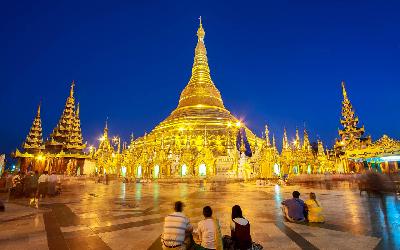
left=119, top=19, right=262, bottom=179
left=14, top=81, right=87, bottom=174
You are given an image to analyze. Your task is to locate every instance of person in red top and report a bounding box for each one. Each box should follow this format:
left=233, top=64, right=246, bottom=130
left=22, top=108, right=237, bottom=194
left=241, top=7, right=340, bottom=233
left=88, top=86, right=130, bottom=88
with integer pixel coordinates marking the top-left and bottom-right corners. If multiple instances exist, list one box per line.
left=230, top=205, right=252, bottom=250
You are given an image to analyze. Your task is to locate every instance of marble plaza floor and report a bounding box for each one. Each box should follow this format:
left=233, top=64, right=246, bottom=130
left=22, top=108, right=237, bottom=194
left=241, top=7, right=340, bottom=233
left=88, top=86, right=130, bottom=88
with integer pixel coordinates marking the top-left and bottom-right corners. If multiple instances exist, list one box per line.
left=0, top=179, right=399, bottom=250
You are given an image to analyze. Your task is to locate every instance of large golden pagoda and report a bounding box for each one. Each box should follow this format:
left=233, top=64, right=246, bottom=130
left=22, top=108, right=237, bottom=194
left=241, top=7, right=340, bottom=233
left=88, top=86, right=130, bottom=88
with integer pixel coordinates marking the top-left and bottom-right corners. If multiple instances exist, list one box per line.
left=123, top=19, right=261, bottom=179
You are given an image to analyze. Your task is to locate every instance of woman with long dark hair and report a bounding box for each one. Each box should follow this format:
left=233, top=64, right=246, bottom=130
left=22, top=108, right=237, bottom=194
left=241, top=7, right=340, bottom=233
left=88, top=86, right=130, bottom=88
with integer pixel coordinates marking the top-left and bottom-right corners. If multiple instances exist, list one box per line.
left=230, top=205, right=252, bottom=250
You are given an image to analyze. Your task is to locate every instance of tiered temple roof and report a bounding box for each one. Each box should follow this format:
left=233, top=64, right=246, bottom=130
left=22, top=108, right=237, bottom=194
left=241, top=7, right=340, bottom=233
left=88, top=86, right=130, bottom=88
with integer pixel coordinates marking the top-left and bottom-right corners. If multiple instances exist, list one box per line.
left=46, top=81, right=85, bottom=153
left=335, top=81, right=370, bottom=151
left=23, top=104, right=44, bottom=153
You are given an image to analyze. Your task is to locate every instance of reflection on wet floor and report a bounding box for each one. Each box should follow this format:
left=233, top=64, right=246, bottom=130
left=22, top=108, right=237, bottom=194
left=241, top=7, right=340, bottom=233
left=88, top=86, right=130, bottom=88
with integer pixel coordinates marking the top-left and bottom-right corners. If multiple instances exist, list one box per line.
left=1, top=180, right=399, bottom=249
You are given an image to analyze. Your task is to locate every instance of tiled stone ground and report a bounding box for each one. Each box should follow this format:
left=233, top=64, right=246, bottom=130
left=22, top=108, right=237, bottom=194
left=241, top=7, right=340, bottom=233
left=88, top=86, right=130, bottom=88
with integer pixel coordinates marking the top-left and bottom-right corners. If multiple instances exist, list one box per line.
left=0, top=179, right=399, bottom=249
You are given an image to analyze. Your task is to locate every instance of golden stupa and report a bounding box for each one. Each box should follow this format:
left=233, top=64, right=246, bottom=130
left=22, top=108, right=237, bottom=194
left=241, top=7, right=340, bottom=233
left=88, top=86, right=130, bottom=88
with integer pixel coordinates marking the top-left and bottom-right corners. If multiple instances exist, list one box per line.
left=123, top=18, right=260, bottom=179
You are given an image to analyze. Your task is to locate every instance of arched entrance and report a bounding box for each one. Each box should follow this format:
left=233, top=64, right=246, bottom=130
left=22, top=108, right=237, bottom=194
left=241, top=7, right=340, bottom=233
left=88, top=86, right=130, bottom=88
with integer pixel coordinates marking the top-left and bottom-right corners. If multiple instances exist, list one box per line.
left=273, top=163, right=280, bottom=176
left=137, top=165, right=142, bottom=178
left=199, top=163, right=206, bottom=176
left=154, top=165, right=160, bottom=178
left=293, top=166, right=299, bottom=175
left=121, top=166, right=127, bottom=177
left=181, top=164, right=187, bottom=176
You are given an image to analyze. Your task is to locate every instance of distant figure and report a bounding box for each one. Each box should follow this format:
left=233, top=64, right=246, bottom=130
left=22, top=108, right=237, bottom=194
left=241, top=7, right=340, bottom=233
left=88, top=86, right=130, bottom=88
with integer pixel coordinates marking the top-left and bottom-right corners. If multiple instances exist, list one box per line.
left=31, top=171, right=39, bottom=196
left=161, top=201, right=193, bottom=249
left=38, top=171, right=49, bottom=198
left=281, top=191, right=307, bottom=222
left=230, top=205, right=252, bottom=250
left=195, top=206, right=223, bottom=250
left=105, top=173, right=109, bottom=185
left=48, top=172, right=58, bottom=196
left=305, top=193, right=324, bottom=223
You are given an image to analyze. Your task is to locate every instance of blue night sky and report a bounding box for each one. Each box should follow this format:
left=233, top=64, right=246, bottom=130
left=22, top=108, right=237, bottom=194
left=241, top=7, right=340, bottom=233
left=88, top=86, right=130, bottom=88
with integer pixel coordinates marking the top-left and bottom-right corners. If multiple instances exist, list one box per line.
left=1, top=0, right=399, bottom=154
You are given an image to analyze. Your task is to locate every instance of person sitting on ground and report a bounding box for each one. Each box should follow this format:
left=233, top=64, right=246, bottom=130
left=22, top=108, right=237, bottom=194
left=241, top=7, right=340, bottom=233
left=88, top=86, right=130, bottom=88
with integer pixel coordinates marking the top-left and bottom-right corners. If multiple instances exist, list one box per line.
left=305, top=192, right=324, bottom=223
left=161, top=201, right=193, bottom=249
left=194, top=206, right=223, bottom=250
left=281, top=191, right=308, bottom=222
left=38, top=171, right=49, bottom=198
left=228, top=205, right=252, bottom=250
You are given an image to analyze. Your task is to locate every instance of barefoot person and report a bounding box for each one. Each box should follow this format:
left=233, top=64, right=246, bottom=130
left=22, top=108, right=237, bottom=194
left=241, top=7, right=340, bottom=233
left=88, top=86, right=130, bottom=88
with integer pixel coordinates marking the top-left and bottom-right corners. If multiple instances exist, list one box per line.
left=281, top=191, right=307, bottom=222
left=161, top=201, right=193, bottom=249
left=305, top=192, right=324, bottom=223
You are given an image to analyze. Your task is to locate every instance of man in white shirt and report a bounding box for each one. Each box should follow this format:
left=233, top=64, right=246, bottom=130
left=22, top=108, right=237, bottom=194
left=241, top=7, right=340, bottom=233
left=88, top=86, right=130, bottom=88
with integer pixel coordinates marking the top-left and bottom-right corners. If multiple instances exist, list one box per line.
left=162, top=201, right=193, bottom=249
left=195, top=206, right=221, bottom=250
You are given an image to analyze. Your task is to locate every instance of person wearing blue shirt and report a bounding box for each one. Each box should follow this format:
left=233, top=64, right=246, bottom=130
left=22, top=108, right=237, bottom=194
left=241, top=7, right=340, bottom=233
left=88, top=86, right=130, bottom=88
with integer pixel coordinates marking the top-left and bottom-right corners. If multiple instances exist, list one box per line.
left=281, top=191, right=308, bottom=222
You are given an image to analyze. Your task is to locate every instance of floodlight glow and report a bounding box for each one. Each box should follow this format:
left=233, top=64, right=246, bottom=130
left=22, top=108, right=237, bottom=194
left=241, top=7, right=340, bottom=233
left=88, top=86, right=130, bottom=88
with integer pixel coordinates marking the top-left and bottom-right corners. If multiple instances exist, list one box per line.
left=380, top=155, right=400, bottom=161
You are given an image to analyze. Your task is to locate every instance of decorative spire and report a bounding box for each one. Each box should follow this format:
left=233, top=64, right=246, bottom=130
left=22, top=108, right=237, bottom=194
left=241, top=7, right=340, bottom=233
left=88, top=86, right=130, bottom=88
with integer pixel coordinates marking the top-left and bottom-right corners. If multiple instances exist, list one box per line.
left=197, top=16, right=205, bottom=42
left=341, top=81, right=347, bottom=99
left=282, top=128, right=289, bottom=150
left=272, top=134, right=276, bottom=149
left=265, top=125, right=271, bottom=146
left=303, top=128, right=311, bottom=151
left=337, top=81, right=366, bottom=149
left=48, top=81, right=84, bottom=152
left=295, top=128, right=301, bottom=150
left=177, top=17, right=225, bottom=109
left=70, top=80, right=75, bottom=98
left=23, top=103, right=44, bottom=152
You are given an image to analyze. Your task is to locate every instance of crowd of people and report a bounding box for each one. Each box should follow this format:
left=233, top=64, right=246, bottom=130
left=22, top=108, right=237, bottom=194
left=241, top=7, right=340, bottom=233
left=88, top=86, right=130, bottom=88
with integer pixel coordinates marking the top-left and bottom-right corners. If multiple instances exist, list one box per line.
left=0, top=171, right=62, bottom=203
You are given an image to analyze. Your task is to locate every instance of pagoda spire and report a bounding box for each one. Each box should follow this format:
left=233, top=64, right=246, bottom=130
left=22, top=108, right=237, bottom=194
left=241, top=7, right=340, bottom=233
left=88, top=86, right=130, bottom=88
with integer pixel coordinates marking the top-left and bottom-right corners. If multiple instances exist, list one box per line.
left=295, top=128, right=301, bottom=150
left=337, top=81, right=366, bottom=148
left=48, top=81, right=84, bottom=153
left=264, top=125, right=271, bottom=147
left=303, top=128, right=311, bottom=151
left=272, top=134, right=276, bottom=149
left=282, top=128, right=289, bottom=150
left=23, top=103, right=44, bottom=152
left=70, top=80, right=75, bottom=97
left=177, top=17, right=224, bottom=109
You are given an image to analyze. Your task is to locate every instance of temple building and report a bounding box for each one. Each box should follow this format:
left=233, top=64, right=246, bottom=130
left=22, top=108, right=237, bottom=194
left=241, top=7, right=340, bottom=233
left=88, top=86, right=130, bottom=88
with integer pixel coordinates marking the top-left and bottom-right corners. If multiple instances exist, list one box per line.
left=90, top=121, right=122, bottom=175
left=14, top=81, right=87, bottom=174
left=121, top=19, right=263, bottom=179
left=334, top=81, right=399, bottom=173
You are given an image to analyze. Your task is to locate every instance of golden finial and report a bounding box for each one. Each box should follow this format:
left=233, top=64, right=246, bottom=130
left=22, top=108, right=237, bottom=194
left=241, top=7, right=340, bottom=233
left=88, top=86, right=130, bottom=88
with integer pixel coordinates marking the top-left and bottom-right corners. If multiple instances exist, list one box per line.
left=70, top=80, right=75, bottom=97
left=37, top=102, right=41, bottom=116
left=76, top=103, right=80, bottom=116
left=341, top=81, right=347, bottom=98
left=197, top=16, right=205, bottom=41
